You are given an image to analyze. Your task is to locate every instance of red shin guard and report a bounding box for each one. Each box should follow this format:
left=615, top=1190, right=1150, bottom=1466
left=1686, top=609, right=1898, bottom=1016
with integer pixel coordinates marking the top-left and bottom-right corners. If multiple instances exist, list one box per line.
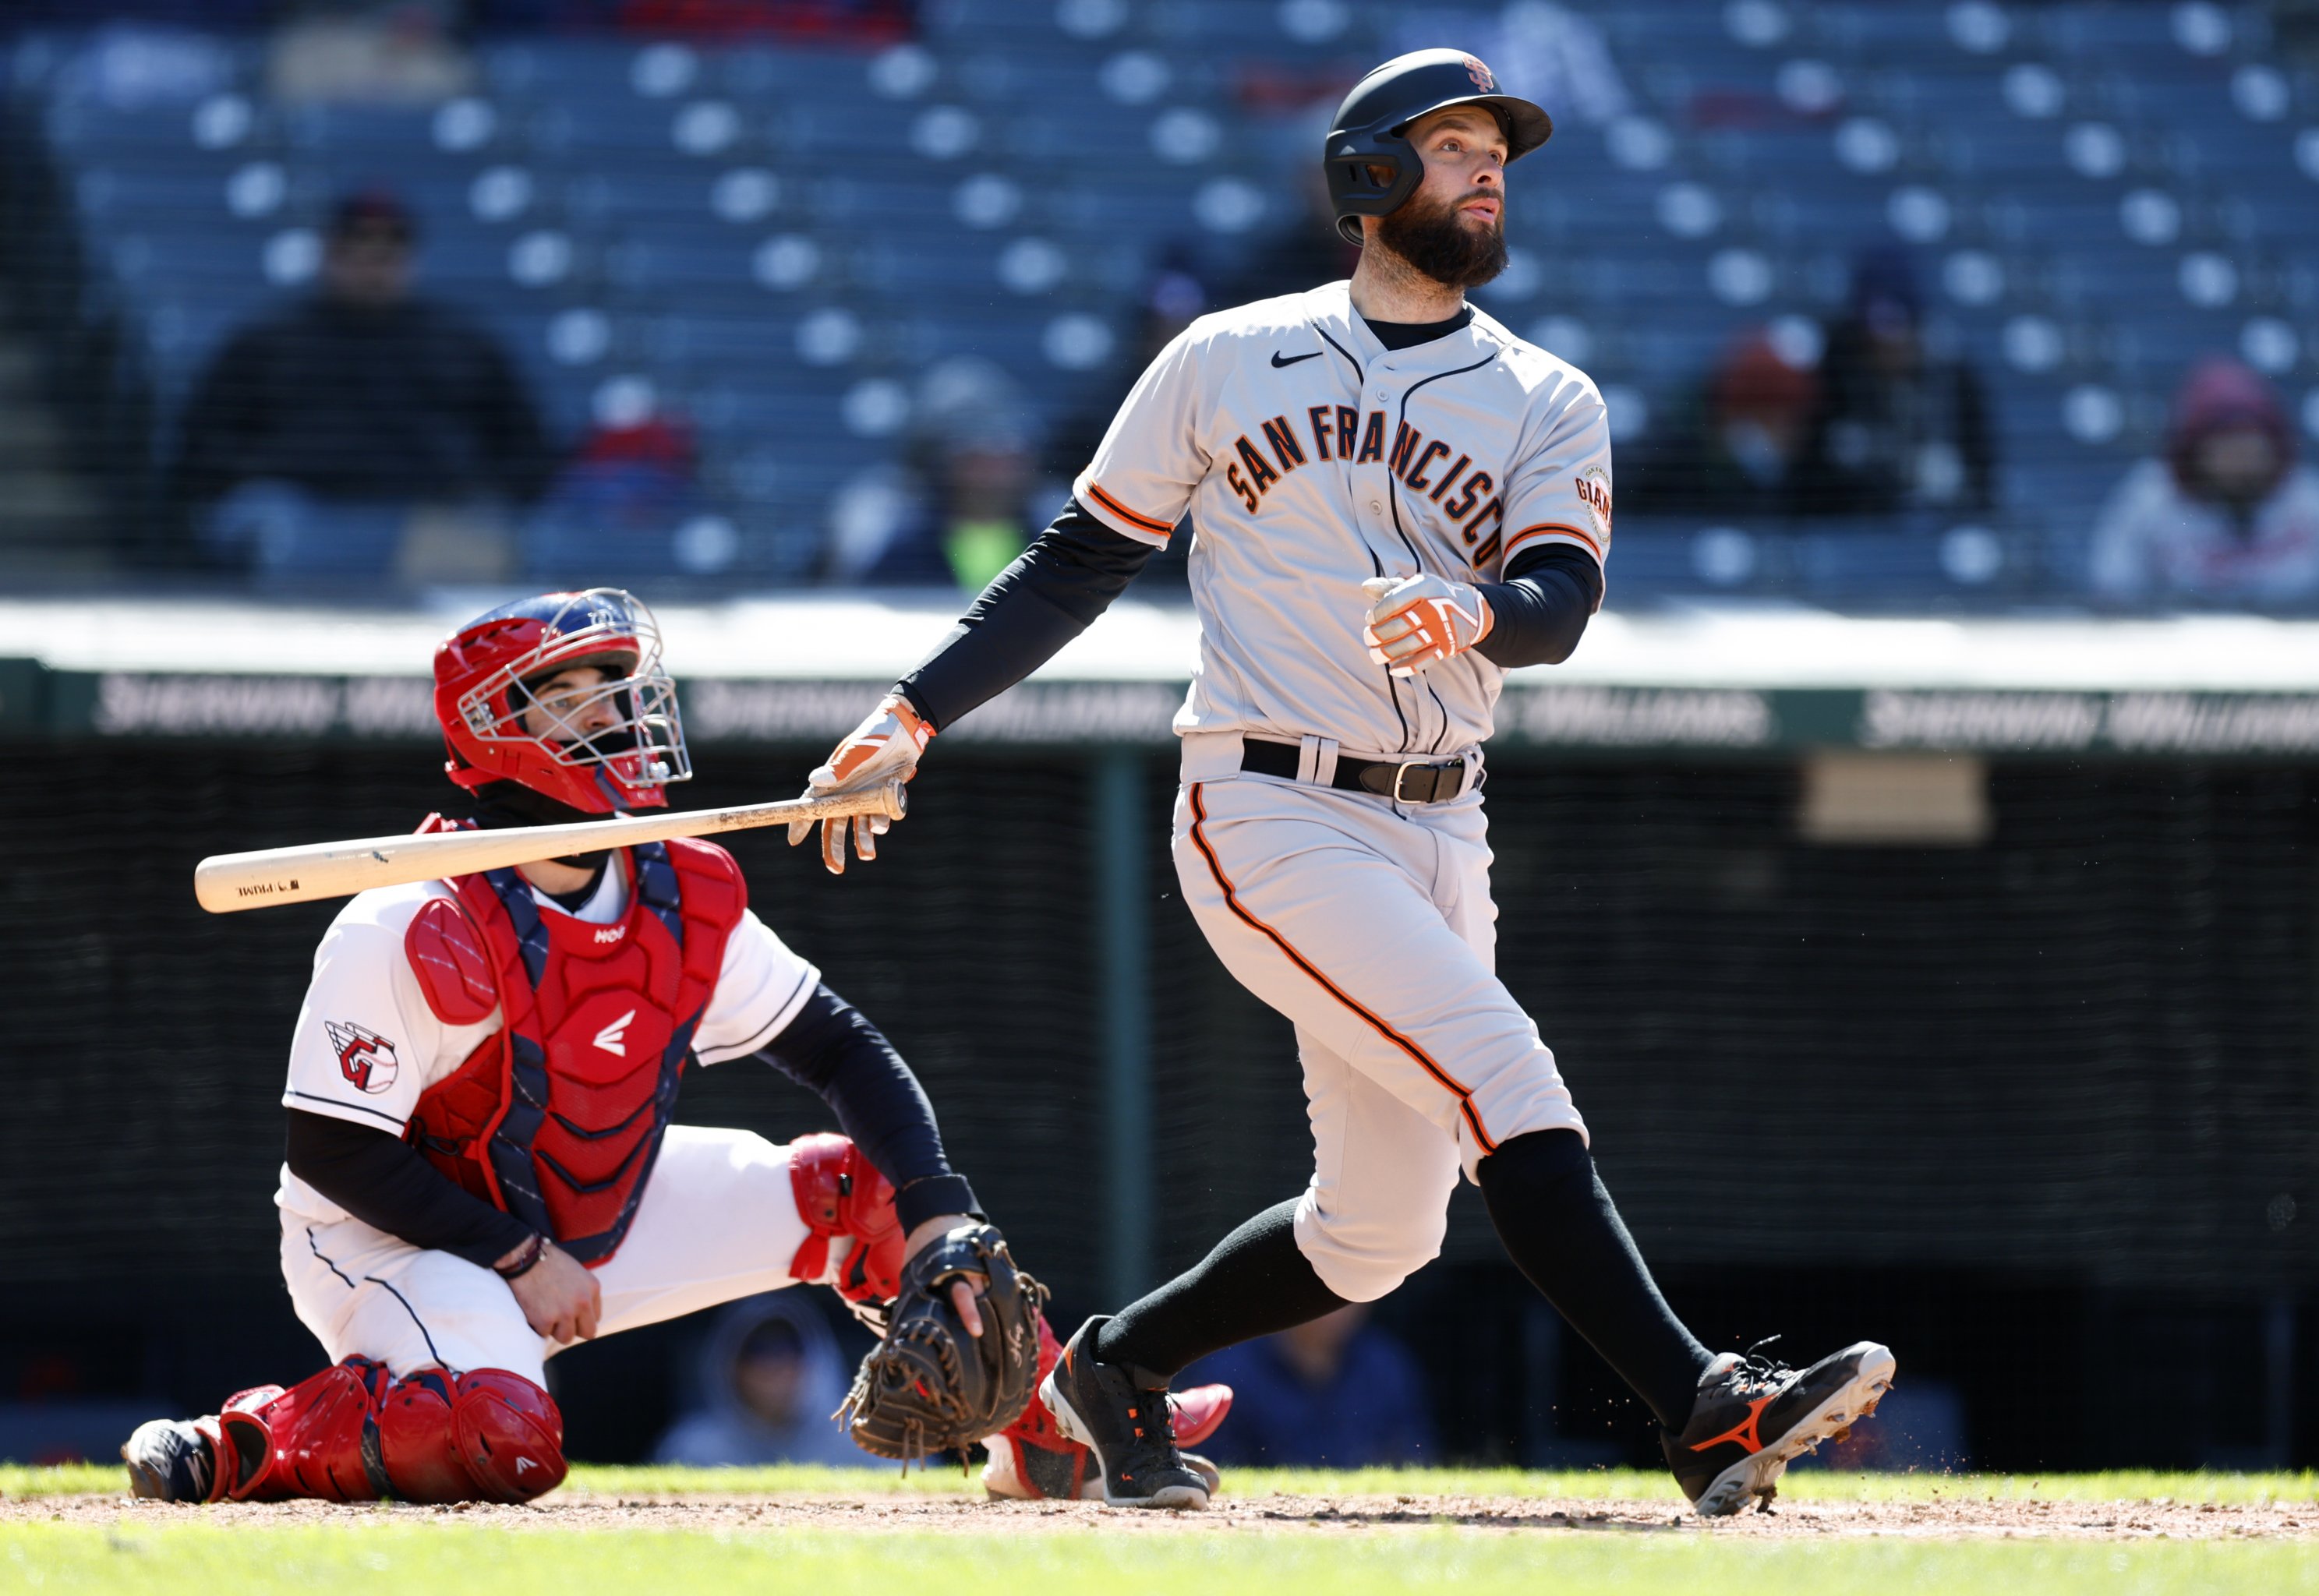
left=207, top=1358, right=566, bottom=1503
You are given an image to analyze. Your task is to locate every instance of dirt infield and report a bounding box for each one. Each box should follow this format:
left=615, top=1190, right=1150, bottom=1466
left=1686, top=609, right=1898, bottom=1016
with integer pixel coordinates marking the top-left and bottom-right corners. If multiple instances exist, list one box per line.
left=5, top=1488, right=2313, bottom=1540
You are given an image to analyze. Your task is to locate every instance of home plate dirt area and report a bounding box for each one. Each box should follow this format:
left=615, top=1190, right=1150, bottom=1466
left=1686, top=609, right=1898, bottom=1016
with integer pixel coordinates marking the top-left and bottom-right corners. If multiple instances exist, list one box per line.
left=6, top=1478, right=2316, bottom=1540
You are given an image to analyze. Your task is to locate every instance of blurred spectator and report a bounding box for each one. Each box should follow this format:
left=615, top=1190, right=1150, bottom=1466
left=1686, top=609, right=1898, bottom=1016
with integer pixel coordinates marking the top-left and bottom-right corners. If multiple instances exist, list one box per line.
left=823, top=358, right=1041, bottom=590
left=170, top=190, right=552, bottom=581
left=1794, top=247, right=1993, bottom=517
left=269, top=2, right=476, bottom=104
left=475, top=0, right=914, bottom=40
left=617, top=0, right=914, bottom=39
left=2282, top=0, right=2319, bottom=63
left=32, top=22, right=244, bottom=104
left=2089, top=358, right=2319, bottom=607
left=1048, top=253, right=1214, bottom=528
left=1393, top=2, right=1633, bottom=129
left=525, top=414, right=740, bottom=580
left=1219, top=168, right=1361, bottom=307
left=1179, top=1304, right=1436, bottom=1467
left=1041, top=255, right=1214, bottom=588
left=1623, top=330, right=1819, bottom=517
left=650, top=1294, right=864, bottom=1467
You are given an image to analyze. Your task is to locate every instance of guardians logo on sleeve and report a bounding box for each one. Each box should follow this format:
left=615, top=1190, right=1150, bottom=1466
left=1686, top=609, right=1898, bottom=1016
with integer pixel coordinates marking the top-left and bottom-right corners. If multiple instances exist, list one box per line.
left=323, top=1020, right=400, bottom=1094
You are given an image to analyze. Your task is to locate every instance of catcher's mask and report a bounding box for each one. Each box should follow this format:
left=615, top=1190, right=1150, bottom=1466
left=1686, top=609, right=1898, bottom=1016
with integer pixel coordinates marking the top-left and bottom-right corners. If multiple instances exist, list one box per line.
left=433, top=588, right=691, bottom=815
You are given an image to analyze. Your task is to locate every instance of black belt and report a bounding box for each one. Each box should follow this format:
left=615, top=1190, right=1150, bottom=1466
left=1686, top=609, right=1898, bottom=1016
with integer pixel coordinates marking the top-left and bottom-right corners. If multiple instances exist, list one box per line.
left=1240, top=738, right=1469, bottom=804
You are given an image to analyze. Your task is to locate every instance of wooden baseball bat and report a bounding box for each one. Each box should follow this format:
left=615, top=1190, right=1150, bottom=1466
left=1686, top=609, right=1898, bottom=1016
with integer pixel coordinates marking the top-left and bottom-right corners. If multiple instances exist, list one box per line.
left=194, top=782, right=909, bottom=915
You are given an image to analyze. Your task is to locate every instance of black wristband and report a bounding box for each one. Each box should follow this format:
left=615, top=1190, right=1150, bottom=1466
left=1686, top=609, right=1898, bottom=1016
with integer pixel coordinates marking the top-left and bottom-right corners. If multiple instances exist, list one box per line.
left=493, top=1233, right=546, bottom=1280
left=894, top=1174, right=982, bottom=1236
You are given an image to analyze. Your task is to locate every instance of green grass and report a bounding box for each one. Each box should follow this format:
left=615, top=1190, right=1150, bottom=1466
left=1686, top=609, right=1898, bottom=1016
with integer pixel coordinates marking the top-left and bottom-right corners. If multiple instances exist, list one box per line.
left=9, top=1467, right=2319, bottom=1594
left=13, top=1460, right=2319, bottom=1506
left=2, top=1521, right=2316, bottom=1595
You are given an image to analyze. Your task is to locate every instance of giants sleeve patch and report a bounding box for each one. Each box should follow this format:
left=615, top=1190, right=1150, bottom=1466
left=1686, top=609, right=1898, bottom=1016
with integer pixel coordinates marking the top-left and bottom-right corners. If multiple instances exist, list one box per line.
left=324, top=1021, right=401, bottom=1094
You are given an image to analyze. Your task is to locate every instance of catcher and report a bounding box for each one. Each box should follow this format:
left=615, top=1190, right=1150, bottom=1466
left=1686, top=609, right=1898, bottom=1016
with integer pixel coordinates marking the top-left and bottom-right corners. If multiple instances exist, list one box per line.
left=121, top=588, right=1227, bottom=1505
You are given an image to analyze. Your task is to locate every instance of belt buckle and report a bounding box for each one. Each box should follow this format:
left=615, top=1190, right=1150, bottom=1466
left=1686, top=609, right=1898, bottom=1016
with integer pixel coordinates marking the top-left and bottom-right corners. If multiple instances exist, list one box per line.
left=1391, top=760, right=1440, bottom=803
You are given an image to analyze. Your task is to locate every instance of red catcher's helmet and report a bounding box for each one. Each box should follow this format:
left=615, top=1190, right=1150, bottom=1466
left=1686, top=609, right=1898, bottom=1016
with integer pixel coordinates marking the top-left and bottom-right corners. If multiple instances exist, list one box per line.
left=433, top=588, right=691, bottom=814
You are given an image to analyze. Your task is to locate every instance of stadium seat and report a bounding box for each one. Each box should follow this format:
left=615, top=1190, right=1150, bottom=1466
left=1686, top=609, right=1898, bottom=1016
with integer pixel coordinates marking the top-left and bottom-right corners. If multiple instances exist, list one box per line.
left=12, top=1, right=2314, bottom=598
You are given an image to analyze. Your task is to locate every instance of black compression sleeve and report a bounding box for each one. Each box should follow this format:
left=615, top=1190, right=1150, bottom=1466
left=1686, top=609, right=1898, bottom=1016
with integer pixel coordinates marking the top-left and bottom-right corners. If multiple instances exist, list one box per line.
left=1474, top=545, right=1604, bottom=669
left=896, top=499, right=1158, bottom=733
left=1095, top=1199, right=1351, bottom=1379
left=284, top=1109, right=535, bottom=1269
left=758, top=983, right=980, bottom=1234
left=1478, top=1128, right=1712, bottom=1430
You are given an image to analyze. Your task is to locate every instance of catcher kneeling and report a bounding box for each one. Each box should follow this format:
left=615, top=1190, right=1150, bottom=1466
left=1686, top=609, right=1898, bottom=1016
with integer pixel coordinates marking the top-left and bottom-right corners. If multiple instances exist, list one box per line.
left=122, top=589, right=1228, bottom=1505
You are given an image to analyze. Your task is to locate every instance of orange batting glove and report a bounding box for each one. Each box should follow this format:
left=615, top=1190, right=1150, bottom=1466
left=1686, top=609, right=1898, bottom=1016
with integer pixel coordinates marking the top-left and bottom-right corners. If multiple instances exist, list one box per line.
left=788, top=693, right=934, bottom=874
left=1361, top=574, right=1494, bottom=677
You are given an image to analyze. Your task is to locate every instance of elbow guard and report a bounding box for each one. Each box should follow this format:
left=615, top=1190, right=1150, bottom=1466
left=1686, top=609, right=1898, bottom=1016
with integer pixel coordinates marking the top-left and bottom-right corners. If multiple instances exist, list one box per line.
left=786, top=1132, right=906, bottom=1310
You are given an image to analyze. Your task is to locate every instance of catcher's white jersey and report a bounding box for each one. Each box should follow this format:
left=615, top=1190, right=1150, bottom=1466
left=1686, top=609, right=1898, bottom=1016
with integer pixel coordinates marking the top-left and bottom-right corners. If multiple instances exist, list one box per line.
left=1073, top=279, right=1612, bottom=757
left=277, top=854, right=820, bottom=1228
left=274, top=856, right=828, bottom=1385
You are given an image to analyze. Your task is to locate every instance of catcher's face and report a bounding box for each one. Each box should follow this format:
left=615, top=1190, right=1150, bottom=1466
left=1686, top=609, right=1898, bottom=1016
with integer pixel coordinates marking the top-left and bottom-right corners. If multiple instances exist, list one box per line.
left=519, top=664, right=623, bottom=745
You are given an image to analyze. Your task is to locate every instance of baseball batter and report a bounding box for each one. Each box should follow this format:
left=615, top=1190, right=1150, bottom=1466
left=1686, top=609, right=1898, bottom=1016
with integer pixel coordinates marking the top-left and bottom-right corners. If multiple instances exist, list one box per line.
left=794, top=51, right=1893, bottom=1515
left=122, top=589, right=1225, bottom=1506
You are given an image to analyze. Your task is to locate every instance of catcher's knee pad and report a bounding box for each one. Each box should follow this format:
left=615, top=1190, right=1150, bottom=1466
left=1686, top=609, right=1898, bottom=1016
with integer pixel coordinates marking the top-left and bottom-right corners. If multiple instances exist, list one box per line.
left=377, top=1368, right=567, bottom=1503
left=210, top=1358, right=564, bottom=1504
left=1291, top=1191, right=1448, bottom=1303
left=786, top=1131, right=904, bottom=1307
left=451, top=1370, right=567, bottom=1501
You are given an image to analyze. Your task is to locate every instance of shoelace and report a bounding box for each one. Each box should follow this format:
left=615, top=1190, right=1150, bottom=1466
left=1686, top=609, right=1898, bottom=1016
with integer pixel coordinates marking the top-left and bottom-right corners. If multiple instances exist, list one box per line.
left=1127, top=1382, right=1183, bottom=1446
left=1731, top=1336, right=1797, bottom=1396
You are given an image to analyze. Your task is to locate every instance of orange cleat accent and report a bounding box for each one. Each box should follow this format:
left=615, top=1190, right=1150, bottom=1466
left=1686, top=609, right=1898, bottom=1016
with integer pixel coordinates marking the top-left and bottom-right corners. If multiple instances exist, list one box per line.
left=1687, top=1394, right=1773, bottom=1456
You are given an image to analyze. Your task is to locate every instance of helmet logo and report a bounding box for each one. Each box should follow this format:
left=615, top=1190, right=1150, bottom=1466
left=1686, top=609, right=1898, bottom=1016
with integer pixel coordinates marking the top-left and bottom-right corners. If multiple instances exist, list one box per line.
left=1463, top=55, right=1496, bottom=91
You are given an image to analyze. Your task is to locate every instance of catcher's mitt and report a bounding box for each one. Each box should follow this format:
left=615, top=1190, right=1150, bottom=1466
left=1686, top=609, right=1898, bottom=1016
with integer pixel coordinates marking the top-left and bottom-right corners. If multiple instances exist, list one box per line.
left=837, top=1222, right=1048, bottom=1464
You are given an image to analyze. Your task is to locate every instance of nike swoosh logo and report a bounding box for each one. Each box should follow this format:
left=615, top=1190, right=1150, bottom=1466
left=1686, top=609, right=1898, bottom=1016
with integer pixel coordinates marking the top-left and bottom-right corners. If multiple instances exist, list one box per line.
left=1271, top=350, right=1323, bottom=368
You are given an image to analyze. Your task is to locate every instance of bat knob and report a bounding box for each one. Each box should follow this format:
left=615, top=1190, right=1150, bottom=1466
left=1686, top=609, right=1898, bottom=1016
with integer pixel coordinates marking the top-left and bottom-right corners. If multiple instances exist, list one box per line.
left=884, top=779, right=910, bottom=821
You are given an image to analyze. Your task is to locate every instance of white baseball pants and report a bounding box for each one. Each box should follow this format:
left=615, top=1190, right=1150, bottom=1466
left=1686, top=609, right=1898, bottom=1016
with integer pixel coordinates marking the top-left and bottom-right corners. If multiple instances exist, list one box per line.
left=278, top=1125, right=812, bottom=1386
left=1173, top=733, right=1586, bottom=1303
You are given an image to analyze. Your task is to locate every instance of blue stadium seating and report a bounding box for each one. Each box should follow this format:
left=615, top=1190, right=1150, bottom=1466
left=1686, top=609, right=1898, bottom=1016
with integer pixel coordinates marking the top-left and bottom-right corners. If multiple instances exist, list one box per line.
left=8, top=2, right=2317, bottom=599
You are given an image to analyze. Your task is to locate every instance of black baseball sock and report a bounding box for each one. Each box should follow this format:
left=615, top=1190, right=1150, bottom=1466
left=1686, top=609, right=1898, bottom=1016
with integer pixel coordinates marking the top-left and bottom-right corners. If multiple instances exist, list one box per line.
left=1093, top=1199, right=1352, bottom=1379
left=1477, top=1128, right=1713, bottom=1431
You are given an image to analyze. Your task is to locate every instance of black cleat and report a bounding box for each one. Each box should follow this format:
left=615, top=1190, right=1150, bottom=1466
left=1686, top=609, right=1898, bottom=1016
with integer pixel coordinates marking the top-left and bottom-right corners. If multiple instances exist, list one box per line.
left=122, top=1418, right=218, bottom=1503
left=1035, top=1317, right=1211, bottom=1509
left=1663, top=1339, right=1897, bottom=1517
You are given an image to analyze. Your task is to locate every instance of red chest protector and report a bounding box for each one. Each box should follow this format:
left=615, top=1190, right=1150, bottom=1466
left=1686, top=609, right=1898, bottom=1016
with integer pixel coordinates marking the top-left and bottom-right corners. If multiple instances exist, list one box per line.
left=402, top=830, right=745, bottom=1266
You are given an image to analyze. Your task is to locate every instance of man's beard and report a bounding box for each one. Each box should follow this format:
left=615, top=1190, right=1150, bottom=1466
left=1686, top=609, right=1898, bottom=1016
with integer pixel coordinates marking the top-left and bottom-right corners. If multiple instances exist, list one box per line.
left=1377, top=189, right=1508, bottom=290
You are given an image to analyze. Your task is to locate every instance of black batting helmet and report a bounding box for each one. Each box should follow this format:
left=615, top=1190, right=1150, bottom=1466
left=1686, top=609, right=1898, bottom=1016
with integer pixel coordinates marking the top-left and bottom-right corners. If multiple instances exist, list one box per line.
left=1324, top=49, right=1554, bottom=245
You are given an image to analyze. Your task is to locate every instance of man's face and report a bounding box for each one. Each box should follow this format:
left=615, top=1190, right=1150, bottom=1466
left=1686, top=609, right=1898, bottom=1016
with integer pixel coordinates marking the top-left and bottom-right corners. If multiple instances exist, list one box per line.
left=736, top=1349, right=804, bottom=1425
left=519, top=665, right=620, bottom=746
left=2195, top=426, right=2282, bottom=505
left=323, top=221, right=413, bottom=307
left=1374, top=105, right=1510, bottom=290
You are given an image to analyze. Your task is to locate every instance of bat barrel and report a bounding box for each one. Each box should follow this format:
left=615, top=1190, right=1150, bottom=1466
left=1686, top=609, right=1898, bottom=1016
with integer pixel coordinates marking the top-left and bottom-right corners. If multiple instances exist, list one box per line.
left=193, top=779, right=907, bottom=914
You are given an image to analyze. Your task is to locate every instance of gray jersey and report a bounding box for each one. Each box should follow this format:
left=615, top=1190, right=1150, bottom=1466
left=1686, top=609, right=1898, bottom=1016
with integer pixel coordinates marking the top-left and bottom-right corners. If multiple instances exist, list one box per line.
left=1073, top=280, right=1613, bottom=756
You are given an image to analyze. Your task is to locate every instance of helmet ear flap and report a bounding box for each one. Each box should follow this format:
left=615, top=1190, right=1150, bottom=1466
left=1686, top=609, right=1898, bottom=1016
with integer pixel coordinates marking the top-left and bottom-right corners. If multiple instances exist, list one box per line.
left=1328, top=139, right=1422, bottom=244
